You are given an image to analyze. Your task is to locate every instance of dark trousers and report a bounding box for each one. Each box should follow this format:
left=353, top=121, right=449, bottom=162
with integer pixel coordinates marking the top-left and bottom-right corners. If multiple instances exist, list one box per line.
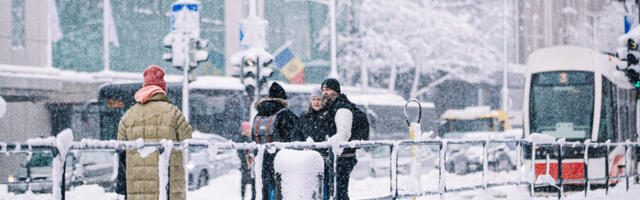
left=323, top=153, right=334, bottom=200
left=335, top=157, right=357, bottom=200
left=261, top=152, right=277, bottom=200
left=241, top=180, right=256, bottom=200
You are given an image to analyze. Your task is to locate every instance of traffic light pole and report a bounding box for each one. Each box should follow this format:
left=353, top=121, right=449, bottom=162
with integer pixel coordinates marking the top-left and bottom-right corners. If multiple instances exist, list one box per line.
left=183, top=47, right=190, bottom=123
left=256, top=57, right=261, bottom=101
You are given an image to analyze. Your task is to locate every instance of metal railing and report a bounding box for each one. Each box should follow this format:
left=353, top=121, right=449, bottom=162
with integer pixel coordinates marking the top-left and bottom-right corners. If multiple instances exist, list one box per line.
left=1, top=137, right=639, bottom=200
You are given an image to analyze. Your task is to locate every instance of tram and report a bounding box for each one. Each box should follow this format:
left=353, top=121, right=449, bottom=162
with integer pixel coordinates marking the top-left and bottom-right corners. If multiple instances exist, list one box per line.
left=523, top=46, right=638, bottom=187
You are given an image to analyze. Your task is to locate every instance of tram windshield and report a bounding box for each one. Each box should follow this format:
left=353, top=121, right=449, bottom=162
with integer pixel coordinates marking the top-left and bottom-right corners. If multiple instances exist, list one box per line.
left=529, top=71, right=594, bottom=139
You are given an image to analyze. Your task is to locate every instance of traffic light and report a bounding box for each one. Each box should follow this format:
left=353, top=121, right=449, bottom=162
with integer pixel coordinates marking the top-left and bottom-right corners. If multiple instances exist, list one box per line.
left=162, top=33, right=189, bottom=68
left=241, top=57, right=258, bottom=97
left=229, top=47, right=274, bottom=99
left=189, top=38, right=209, bottom=69
left=162, top=34, right=208, bottom=83
left=233, top=56, right=274, bottom=98
left=618, top=27, right=640, bottom=87
left=625, top=68, right=640, bottom=87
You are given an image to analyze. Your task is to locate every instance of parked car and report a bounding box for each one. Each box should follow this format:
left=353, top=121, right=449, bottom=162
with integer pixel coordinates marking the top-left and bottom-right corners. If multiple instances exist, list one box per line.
left=353, top=145, right=436, bottom=179
left=437, top=106, right=521, bottom=175
left=186, top=132, right=240, bottom=190
left=72, top=151, right=116, bottom=189
left=8, top=150, right=115, bottom=194
left=370, top=147, right=411, bottom=177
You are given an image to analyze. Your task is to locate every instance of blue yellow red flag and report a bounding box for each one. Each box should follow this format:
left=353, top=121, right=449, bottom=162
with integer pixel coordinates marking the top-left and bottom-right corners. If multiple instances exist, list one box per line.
left=274, top=47, right=305, bottom=84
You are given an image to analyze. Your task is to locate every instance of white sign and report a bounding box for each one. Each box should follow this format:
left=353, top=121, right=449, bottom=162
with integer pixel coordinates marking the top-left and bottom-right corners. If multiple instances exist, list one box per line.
left=171, top=0, right=201, bottom=38
left=239, top=16, right=268, bottom=49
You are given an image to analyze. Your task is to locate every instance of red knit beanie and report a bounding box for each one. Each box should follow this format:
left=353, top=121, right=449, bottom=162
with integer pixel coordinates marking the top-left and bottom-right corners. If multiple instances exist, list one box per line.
left=143, top=65, right=166, bottom=91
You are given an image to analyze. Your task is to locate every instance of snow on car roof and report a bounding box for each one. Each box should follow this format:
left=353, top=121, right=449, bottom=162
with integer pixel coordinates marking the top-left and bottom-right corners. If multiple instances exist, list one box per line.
left=442, top=106, right=502, bottom=119
left=188, top=76, right=244, bottom=90
left=192, top=131, right=226, bottom=141
left=0, top=64, right=185, bottom=84
left=347, top=93, right=434, bottom=108
left=274, top=81, right=434, bottom=108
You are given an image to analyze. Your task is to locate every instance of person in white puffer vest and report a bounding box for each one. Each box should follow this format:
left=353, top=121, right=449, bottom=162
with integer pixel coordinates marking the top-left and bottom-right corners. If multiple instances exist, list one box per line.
left=319, top=78, right=369, bottom=200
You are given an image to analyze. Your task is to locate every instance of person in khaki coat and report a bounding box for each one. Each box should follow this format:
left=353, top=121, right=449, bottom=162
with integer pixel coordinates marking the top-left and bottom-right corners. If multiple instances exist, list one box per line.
left=118, top=65, right=192, bottom=200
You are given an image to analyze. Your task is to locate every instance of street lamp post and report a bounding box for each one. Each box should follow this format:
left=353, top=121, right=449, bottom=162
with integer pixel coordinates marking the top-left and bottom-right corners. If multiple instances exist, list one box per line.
left=502, top=0, right=509, bottom=111
left=329, top=0, right=338, bottom=79
left=299, top=0, right=338, bottom=78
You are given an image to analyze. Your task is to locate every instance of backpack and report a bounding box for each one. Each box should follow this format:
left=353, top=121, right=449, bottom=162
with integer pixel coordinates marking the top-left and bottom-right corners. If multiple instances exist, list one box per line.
left=349, top=106, right=369, bottom=141
left=253, top=108, right=288, bottom=144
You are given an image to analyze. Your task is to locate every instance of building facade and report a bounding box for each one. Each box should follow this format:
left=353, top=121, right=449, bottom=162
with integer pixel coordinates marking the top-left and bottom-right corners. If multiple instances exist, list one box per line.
left=517, top=0, right=631, bottom=63
left=0, top=0, right=334, bottom=183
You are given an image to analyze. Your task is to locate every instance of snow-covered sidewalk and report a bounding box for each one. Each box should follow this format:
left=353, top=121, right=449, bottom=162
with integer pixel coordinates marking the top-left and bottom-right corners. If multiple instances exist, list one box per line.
left=3, top=169, right=640, bottom=200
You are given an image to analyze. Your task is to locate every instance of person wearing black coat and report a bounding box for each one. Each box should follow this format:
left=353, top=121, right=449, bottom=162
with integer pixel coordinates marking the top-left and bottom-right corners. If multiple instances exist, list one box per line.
left=252, top=82, right=302, bottom=200
left=238, top=122, right=256, bottom=200
left=299, top=88, right=334, bottom=200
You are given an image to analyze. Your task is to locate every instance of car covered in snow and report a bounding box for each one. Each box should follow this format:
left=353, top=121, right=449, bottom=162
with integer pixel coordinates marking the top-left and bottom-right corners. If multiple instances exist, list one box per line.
left=353, top=145, right=437, bottom=179
left=186, top=132, right=240, bottom=190
left=437, top=106, right=521, bottom=175
left=8, top=150, right=116, bottom=194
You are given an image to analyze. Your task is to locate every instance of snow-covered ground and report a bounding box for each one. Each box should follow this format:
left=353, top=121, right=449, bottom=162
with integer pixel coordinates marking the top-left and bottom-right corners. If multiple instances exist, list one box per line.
left=3, top=167, right=640, bottom=200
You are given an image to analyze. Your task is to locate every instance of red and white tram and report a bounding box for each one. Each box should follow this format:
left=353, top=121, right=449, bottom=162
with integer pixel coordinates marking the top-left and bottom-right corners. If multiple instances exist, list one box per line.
left=524, top=46, right=638, bottom=186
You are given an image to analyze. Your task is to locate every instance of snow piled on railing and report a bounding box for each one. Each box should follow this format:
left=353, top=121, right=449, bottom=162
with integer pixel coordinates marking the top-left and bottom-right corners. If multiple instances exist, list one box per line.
left=274, top=149, right=324, bottom=200
left=52, top=129, right=73, bottom=200
left=0, top=142, right=6, bottom=154
left=253, top=145, right=266, bottom=200
left=25, top=136, right=56, bottom=147
left=4, top=134, right=640, bottom=200
left=158, top=140, right=173, bottom=200
left=390, top=141, right=400, bottom=196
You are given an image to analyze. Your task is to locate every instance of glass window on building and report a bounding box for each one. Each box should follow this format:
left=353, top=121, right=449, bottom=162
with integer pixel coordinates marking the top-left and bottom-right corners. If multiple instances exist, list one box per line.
left=52, top=0, right=225, bottom=75
left=265, top=0, right=330, bottom=83
left=11, top=0, right=25, bottom=48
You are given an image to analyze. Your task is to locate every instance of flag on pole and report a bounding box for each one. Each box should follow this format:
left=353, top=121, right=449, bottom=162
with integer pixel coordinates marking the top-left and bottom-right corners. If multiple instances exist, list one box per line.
left=104, top=0, right=119, bottom=47
left=274, top=47, right=305, bottom=84
left=49, top=0, right=63, bottom=43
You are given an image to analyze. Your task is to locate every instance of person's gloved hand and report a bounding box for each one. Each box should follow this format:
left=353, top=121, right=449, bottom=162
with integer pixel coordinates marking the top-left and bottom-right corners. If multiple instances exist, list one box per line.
left=327, top=135, right=344, bottom=155
left=304, top=137, right=314, bottom=150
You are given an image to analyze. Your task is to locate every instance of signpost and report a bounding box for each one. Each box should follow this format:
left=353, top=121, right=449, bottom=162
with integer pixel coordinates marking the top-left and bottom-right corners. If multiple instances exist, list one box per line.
left=230, top=0, right=274, bottom=124
left=162, top=0, right=209, bottom=122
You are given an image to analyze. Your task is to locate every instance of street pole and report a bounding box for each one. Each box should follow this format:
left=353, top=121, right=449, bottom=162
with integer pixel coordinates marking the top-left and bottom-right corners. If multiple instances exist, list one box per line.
left=329, top=0, right=338, bottom=79
left=249, top=0, right=257, bottom=17
left=47, top=0, right=53, bottom=69
left=183, top=37, right=190, bottom=123
left=257, top=57, right=261, bottom=102
left=502, top=0, right=509, bottom=111
left=103, top=0, right=110, bottom=72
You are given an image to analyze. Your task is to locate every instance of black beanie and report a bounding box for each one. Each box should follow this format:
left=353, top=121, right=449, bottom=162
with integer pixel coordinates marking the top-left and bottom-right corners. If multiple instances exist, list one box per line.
left=269, top=82, right=287, bottom=99
left=321, top=78, right=341, bottom=93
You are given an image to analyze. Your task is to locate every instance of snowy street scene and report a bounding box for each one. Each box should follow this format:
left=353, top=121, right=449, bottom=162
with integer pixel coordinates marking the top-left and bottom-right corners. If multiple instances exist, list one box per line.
left=5, top=0, right=640, bottom=199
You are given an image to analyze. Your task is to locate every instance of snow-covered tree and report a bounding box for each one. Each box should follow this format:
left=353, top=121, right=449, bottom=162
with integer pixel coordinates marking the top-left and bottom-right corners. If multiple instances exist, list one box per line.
left=317, top=0, right=506, bottom=98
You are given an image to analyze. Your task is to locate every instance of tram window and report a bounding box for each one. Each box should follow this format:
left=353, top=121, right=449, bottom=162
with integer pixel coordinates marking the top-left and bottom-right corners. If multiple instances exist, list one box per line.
left=529, top=71, right=594, bottom=139
left=598, top=78, right=616, bottom=142
left=625, top=89, right=636, bottom=141
left=612, top=82, right=618, bottom=142
left=620, top=89, right=636, bottom=142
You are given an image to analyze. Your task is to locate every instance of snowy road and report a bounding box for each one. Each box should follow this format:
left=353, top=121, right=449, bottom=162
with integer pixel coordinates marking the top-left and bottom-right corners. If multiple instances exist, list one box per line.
left=3, top=168, right=640, bottom=200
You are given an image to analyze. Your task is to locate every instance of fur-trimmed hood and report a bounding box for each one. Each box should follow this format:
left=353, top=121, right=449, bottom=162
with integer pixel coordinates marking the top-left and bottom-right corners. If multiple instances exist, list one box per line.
left=254, top=98, right=289, bottom=116
left=254, top=97, right=289, bottom=109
